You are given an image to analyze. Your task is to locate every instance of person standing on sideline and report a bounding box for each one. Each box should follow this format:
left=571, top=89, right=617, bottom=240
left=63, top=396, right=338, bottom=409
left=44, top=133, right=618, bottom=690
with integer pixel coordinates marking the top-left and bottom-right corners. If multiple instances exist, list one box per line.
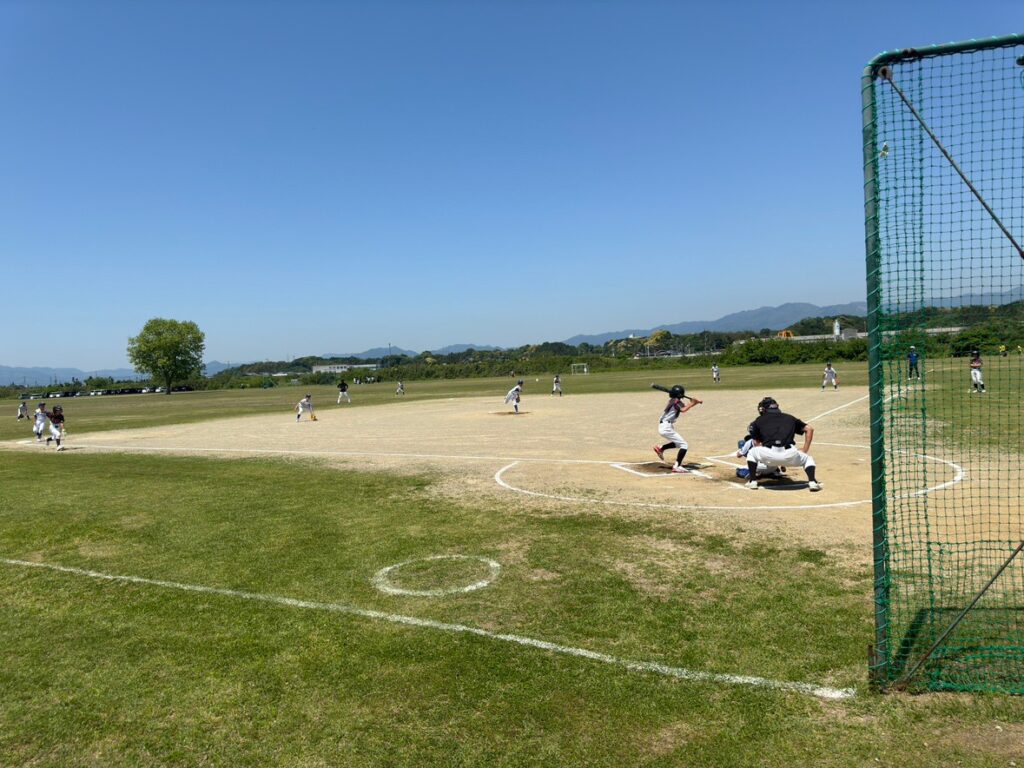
left=395, top=380, right=405, bottom=396
left=907, top=346, right=921, bottom=380
left=551, top=374, right=562, bottom=396
left=711, top=364, right=720, bottom=383
left=744, top=397, right=821, bottom=491
left=970, top=350, right=986, bottom=393
left=504, top=380, right=524, bottom=414
left=46, top=404, right=66, bottom=451
left=296, top=394, right=317, bottom=421
left=16, top=401, right=28, bottom=421
left=651, top=383, right=702, bottom=474
left=337, top=379, right=351, bottom=404
left=821, top=362, right=839, bottom=391
left=32, top=402, right=48, bottom=442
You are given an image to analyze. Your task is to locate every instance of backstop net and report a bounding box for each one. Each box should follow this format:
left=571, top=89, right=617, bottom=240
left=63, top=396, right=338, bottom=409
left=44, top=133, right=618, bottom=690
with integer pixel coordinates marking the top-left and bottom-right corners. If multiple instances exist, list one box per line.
left=863, top=34, right=1024, bottom=692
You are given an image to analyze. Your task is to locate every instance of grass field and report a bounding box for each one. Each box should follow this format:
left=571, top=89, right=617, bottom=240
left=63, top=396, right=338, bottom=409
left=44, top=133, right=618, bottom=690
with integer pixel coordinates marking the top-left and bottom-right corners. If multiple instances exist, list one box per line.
left=3, top=362, right=1024, bottom=767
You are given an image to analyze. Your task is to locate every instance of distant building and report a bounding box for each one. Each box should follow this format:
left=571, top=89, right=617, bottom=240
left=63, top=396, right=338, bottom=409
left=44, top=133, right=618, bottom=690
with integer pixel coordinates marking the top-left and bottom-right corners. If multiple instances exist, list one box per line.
left=312, top=363, right=378, bottom=374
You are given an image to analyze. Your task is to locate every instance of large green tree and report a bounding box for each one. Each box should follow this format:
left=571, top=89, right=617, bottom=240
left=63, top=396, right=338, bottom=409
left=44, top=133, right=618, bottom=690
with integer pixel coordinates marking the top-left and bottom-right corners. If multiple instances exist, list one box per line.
left=127, top=318, right=206, bottom=394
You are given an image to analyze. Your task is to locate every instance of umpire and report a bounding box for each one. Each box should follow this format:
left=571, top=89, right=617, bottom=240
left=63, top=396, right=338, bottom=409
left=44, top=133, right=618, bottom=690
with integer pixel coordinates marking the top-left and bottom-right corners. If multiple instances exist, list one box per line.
left=744, top=397, right=822, bottom=492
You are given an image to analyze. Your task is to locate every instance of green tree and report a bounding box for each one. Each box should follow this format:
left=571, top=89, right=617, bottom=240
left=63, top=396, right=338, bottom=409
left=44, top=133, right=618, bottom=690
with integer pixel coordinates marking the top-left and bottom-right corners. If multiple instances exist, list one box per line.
left=127, top=318, right=206, bottom=394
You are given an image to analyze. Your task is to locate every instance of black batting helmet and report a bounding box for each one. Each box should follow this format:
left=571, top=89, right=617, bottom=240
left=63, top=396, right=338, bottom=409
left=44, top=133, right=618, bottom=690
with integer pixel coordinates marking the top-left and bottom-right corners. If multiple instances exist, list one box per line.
left=669, top=384, right=685, bottom=398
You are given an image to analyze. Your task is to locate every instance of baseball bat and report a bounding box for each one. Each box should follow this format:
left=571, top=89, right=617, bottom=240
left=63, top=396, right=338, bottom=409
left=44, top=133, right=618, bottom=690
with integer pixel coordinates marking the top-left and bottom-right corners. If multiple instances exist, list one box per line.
left=650, top=383, right=701, bottom=403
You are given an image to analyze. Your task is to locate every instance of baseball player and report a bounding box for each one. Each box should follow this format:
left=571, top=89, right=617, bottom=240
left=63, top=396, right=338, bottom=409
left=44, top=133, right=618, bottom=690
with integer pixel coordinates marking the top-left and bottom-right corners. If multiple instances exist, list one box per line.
left=395, top=380, right=405, bottom=396
left=969, top=351, right=986, bottom=393
left=337, top=379, right=351, bottom=404
left=46, top=404, right=66, bottom=451
left=295, top=394, right=317, bottom=421
left=821, top=362, right=839, bottom=391
left=711, top=364, right=720, bottom=383
left=743, top=397, right=821, bottom=491
left=907, top=346, right=921, bottom=380
left=651, top=383, right=702, bottom=474
left=504, top=380, right=524, bottom=414
left=551, top=374, right=562, bottom=396
left=16, top=401, right=28, bottom=421
left=32, top=402, right=48, bottom=442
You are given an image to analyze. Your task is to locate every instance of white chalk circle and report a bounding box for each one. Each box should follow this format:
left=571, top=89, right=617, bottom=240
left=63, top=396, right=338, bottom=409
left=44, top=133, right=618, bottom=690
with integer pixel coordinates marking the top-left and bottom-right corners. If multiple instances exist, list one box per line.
left=372, top=555, right=501, bottom=597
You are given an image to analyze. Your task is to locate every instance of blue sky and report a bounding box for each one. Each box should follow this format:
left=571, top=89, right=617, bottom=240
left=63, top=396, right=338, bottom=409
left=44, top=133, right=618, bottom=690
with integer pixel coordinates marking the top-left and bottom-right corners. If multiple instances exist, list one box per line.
left=1, top=0, right=1019, bottom=368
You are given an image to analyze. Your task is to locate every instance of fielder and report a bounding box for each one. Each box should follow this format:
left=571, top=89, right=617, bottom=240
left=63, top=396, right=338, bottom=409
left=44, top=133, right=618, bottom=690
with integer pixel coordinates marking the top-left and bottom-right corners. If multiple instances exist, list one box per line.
left=970, top=350, right=986, bottom=393
left=552, top=374, right=562, bottom=396
left=337, top=379, right=351, bottom=404
left=711, top=364, right=720, bottom=383
left=46, top=404, right=66, bottom=451
left=743, top=397, right=821, bottom=491
left=821, top=362, right=839, bottom=391
left=504, top=380, right=524, bottom=414
left=295, top=394, right=317, bottom=421
left=32, top=402, right=48, bottom=442
left=16, top=401, right=28, bottom=420
left=907, top=346, right=921, bottom=380
left=395, top=380, right=405, bottom=396
left=651, top=383, right=702, bottom=474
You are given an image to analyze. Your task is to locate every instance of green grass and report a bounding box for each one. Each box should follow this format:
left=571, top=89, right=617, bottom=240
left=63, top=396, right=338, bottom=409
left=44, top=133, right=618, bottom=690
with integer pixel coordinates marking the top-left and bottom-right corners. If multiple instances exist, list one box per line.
left=2, top=450, right=1023, bottom=766
left=0, top=363, right=868, bottom=442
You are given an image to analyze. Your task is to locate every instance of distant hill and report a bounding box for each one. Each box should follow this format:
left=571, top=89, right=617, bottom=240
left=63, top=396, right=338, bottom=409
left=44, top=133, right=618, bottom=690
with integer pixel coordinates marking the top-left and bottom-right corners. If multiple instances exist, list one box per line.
left=433, top=344, right=500, bottom=354
left=321, top=347, right=418, bottom=360
left=0, top=365, right=145, bottom=387
left=564, top=302, right=869, bottom=346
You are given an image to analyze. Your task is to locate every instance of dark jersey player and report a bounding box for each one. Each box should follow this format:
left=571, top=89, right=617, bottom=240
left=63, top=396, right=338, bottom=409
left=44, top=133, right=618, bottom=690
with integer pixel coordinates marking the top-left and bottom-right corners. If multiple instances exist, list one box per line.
left=743, top=397, right=820, bottom=491
left=46, top=404, right=66, bottom=451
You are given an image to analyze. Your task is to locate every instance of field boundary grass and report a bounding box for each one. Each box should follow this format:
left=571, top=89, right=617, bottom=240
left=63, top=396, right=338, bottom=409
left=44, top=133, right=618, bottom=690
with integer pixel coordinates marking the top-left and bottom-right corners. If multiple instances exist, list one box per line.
left=0, top=557, right=856, bottom=701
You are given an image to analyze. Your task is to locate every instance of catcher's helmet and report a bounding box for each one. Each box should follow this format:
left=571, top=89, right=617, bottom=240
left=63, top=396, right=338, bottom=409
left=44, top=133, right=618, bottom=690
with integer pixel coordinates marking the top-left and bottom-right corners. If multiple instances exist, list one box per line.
left=757, top=396, right=778, bottom=414
left=668, top=384, right=685, bottom=398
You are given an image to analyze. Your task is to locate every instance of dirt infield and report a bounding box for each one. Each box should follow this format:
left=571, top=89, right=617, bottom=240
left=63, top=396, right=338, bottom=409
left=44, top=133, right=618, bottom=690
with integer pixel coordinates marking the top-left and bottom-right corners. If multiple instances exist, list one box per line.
left=8, top=387, right=921, bottom=547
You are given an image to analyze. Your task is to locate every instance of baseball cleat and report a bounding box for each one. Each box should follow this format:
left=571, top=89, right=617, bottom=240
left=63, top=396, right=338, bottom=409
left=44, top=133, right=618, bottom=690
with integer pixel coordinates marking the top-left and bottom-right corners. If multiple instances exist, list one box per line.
left=808, top=481, right=822, bottom=492
left=671, top=466, right=689, bottom=474
left=653, top=445, right=664, bottom=460
left=745, top=480, right=759, bottom=490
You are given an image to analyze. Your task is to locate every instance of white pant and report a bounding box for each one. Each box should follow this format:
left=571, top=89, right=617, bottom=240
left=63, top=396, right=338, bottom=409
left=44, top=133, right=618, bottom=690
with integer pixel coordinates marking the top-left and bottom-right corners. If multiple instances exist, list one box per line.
left=49, top=423, right=63, bottom=440
left=747, top=445, right=815, bottom=470
left=971, top=369, right=984, bottom=386
left=658, top=422, right=688, bottom=450
left=337, top=391, right=351, bottom=403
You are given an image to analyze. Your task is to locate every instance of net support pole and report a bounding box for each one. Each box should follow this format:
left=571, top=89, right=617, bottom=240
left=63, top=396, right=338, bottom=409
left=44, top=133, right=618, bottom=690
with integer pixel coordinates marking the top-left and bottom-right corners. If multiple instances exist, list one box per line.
left=862, top=64, right=891, bottom=687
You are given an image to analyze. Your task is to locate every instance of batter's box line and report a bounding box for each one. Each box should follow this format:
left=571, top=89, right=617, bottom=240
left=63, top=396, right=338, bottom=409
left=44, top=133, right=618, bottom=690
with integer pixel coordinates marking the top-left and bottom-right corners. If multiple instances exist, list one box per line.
left=610, top=462, right=713, bottom=479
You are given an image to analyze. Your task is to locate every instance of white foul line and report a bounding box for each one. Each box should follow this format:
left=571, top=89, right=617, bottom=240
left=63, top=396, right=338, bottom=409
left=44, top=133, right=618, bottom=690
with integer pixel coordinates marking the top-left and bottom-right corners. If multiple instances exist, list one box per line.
left=1, top=558, right=854, bottom=701
left=808, top=394, right=870, bottom=422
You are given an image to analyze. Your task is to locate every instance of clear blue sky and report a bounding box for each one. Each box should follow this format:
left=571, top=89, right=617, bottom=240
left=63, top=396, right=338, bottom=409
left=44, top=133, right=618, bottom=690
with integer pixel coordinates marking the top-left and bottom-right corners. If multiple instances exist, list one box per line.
left=1, top=0, right=1019, bottom=369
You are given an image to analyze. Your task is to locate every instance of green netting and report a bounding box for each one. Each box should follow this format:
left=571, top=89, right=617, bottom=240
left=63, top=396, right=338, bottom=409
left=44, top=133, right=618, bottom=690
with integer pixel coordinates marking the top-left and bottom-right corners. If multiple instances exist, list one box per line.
left=863, top=35, right=1024, bottom=693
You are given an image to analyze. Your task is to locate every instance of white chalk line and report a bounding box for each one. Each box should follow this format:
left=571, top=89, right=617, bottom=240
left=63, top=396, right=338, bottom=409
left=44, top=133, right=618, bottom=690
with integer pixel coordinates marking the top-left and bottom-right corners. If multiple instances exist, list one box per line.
left=0, top=558, right=854, bottom=701
left=371, top=555, right=501, bottom=597
left=610, top=463, right=712, bottom=480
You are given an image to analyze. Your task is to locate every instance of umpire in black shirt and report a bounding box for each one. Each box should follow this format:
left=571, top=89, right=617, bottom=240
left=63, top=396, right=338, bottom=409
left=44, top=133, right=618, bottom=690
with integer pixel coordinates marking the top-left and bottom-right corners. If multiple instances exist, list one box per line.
left=744, top=397, right=822, bottom=491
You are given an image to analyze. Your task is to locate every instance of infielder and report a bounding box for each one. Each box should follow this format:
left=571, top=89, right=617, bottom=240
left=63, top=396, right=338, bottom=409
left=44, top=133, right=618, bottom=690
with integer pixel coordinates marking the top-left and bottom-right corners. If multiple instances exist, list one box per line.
left=295, top=394, right=317, bottom=421
left=552, top=374, right=562, bottom=396
left=46, top=404, right=66, bottom=451
left=821, top=362, right=839, bottom=391
left=651, top=383, right=702, bottom=474
left=970, top=351, right=986, bottom=393
left=743, top=397, right=821, bottom=491
left=32, top=402, right=48, bottom=442
left=711, top=364, right=720, bottom=383
left=395, top=380, right=405, bottom=396
left=16, top=401, right=28, bottom=421
left=337, top=380, right=351, bottom=404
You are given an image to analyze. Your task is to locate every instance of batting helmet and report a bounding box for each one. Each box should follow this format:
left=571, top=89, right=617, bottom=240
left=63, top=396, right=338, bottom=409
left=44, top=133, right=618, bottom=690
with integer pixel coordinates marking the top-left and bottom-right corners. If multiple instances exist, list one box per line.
left=758, top=396, right=778, bottom=414
left=517, top=379, right=524, bottom=386
left=53, top=405, right=62, bottom=413
left=669, top=384, right=685, bottom=398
